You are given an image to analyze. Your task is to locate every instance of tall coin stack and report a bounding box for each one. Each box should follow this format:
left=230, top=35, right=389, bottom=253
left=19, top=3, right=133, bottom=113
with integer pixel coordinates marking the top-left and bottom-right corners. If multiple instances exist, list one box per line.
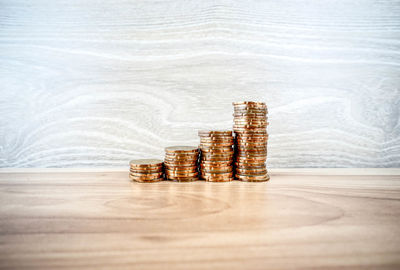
left=198, top=130, right=234, bottom=182
left=233, top=101, right=270, bottom=182
left=129, top=159, right=164, bottom=182
left=164, top=146, right=199, bottom=182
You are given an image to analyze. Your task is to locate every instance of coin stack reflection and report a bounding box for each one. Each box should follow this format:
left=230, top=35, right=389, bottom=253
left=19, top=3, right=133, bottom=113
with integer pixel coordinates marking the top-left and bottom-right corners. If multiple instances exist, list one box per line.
left=164, top=146, right=199, bottom=182
left=198, top=130, right=234, bottom=182
left=233, top=101, right=270, bottom=182
left=129, top=159, right=164, bottom=182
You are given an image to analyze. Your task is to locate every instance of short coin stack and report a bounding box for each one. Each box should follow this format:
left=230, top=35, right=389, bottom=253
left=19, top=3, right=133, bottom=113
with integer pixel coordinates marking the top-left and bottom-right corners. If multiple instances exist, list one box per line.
left=164, top=146, right=199, bottom=182
left=233, top=101, right=270, bottom=182
left=129, top=159, right=164, bottom=182
left=198, top=130, right=234, bottom=182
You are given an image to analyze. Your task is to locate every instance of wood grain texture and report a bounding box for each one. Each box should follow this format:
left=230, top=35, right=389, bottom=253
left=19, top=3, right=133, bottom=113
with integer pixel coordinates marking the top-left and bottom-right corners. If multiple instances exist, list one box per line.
left=0, top=169, right=399, bottom=269
left=0, top=0, right=400, bottom=168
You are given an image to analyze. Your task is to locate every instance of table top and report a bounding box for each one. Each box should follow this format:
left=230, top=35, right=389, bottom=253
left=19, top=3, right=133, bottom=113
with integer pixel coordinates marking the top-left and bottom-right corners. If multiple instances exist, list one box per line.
left=1, top=169, right=399, bottom=269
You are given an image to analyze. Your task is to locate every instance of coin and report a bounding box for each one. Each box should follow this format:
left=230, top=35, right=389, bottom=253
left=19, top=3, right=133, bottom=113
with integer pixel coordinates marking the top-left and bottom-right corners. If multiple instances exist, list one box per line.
left=164, top=166, right=197, bottom=172
left=202, top=174, right=233, bottom=182
left=200, top=166, right=232, bottom=172
left=200, top=142, right=233, bottom=147
left=130, top=167, right=163, bottom=173
left=164, top=155, right=199, bottom=163
left=129, top=176, right=164, bottom=183
left=199, top=137, right=233, bottom=142
left=233, top=101, right=266, bottom=107
left=234, top=107, right=267, bottom=112
left=236, top=174, right=270, bottom=182
left=235, top=130, right=268, bottom=135
left=202, top=172, right=233, bottom=178
left=236, top=147, right=268, bottom=152
left=129, top=174, right=164, bottom=181
left=236, top=142, right=267, bottom=146
left=200, top=147, right=234, bottom=153
left=235, top=161, right=266, bottom=167
left=200, top=160, right=233, bottom=166
left=233, top=112, right=267, bottom=116
left=198, top=130, right=232, bottom=136
left=201, top=156, right=233, bottom=162
left=236, top=167, right=267, bottom=174
left=166, top=176, right=198, bottom=182
left=129, top=159, right=163, bottom=168
left=165, top=146, right=199, bottom=153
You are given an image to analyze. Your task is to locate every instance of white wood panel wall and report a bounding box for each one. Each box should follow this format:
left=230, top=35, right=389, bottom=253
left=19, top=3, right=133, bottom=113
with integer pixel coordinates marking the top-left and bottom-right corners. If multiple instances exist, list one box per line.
left=0, top=0, right=399, bottom=168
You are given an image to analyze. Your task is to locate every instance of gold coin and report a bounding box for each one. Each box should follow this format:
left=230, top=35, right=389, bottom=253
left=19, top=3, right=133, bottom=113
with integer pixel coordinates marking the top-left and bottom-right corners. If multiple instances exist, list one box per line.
left=201, top=147, right=234, bottom=153
left=236, top=142, right=267, bottom=147
left=201, top=174, right=234, bottom=181
left=165, top=170, right=196, bottom=174
left=236, top=167, right=268, bottom=174
left=234, top=106, right=268, bottom=110
left=129, top=159, right=163, bottom=168
left=164, top=160, right=198, bottom=165
left=164, top=158, right=197, bottom=163
left=236, top=157, right=267, bottom=162
left=200, top=160, right=233, bottom=167
left=166, top=176, right=198, bottom=182
left=234, top=122, right=269, bottom=126
left=164, top=155, right=198, bottom=160
left=164, top=157, right=198, bottom=162
left=201, top=169, right=233, bottom=174
left=200, top=164, right=232, bottom=170
left=165, top=151, right=199, bottom=156
left=237, top=147, right=268, bottom=152
left=199, top=136, right=233, bottom=142
left=236, top=146, right=268, bottom=152
left=130, top=165, right=163, bottom=171
left=130, top=177, right=164, bottom=183
left=236, top=154, right=267, bottom=159
left=199, top=142, right=233, bottom=150
left=165, top=170, right=198, bottom=176
left=198, top=130, right=232, bottom=136
left=165, top=146, right=199, bottom=153
left=202, top=172, right=233, bottom=178
left=233, top=101, right=266, bottom=106
left=164, top=164, right=197, bottom=169
left=236, top=138, right=268, bottom=143
left=201, top=157, right=233, bottom=162
left=234, top=128, right=268, bottom=132
left=234, top=108, right=268, bottom=113
left=235, top=130, right=268, bottom=134
left=236, top=174, right=270, bottom=182
left=164, top=163, right=197, bottom=168
left=234, top=119, right=268, bottom=123
left=235, top=161, right=266, bottom=167
left=130, top=169, right=163, bottom=175
left=234, top=120, right=268, bottom=125
left=129, top=173, right=164, bottom=180
left=204, top=177, right=233, bottom=182
left=233, top=112, right=267, bottom=117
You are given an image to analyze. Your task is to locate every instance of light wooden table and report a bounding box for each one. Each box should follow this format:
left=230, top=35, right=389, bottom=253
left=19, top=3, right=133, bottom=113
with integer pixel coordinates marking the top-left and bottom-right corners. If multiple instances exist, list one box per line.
left=1, top=169, right=399, bottom=269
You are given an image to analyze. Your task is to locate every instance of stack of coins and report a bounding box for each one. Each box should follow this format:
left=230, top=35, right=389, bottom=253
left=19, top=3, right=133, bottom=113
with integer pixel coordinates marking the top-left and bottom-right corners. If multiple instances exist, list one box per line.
left=233, top=101, right=270, bottom=182
left=129, top=159, right=164, bottom=182
left=198, top=130, right=234, bottom=182
left=164, top=146, right=199, bottom=182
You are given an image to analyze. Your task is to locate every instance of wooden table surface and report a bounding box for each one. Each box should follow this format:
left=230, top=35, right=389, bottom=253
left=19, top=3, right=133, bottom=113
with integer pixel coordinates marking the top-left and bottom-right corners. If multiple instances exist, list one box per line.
left=1, top=169, right=400, bottom=269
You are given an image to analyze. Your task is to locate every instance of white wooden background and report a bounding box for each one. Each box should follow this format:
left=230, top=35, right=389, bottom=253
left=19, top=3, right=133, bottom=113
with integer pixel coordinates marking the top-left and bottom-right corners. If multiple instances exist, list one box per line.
left=0, top=0, right=399, bottom=168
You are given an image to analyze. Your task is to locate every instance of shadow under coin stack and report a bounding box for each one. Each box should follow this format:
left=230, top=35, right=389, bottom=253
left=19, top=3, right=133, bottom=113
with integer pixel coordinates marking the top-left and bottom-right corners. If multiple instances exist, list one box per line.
left=164, top=146, right=199, bottom=182
left=198, top=130, right=234, bottom=182
left=129, top=159, right=164, bottom=182
left=233, top=101, right=270, bottom=182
